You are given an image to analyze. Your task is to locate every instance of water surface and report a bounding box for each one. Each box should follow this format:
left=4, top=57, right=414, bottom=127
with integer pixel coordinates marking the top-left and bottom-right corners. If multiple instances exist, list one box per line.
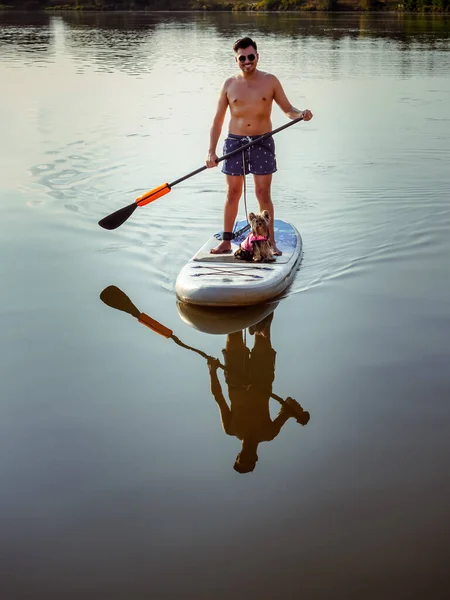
left=1, top=10, right=449, bottom=599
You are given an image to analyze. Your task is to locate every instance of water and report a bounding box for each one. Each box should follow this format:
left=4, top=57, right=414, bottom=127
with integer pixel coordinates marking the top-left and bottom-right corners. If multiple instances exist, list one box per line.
left=1, top=10, right=449, bottom=599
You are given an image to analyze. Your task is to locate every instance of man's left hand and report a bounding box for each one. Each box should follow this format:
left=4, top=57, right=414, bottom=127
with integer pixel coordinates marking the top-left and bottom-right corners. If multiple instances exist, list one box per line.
left=302, top=109, right=313, bottom=121
left=207, top=357, right=221, bottom=372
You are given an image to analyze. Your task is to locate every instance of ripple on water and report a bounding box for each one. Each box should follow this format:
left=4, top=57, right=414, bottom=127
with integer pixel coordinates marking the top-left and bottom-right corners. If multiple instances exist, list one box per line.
left=28, top=142, right=128, bottom=222
left=290, top=183, right=450, bottom=295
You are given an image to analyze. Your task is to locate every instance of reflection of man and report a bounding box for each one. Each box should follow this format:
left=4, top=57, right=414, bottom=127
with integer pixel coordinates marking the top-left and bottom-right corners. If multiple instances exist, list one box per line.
left=207, top=313, right=309, bottom=474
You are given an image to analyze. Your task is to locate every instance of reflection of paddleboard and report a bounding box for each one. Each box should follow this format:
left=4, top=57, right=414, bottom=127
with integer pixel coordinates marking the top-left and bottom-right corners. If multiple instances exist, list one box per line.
left=177, top=300, right=279, bottom=335
left=175, top=219, right=302, bottom=307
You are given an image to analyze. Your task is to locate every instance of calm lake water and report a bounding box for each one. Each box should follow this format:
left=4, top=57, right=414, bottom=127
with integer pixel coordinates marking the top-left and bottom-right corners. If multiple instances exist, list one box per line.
left=1, top=9, right=449, bottom=599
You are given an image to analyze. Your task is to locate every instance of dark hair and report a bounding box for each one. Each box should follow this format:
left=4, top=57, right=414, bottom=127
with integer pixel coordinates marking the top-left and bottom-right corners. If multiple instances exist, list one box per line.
left=233, top=460, right=256, bottom=474
left=233, top=450, right=258, bottom=474
left=233, top=37, right=257, bottom=53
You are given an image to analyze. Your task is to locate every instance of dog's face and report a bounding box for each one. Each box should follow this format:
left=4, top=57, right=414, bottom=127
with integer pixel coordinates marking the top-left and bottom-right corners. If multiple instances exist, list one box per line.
left=249, top=210, right=270, bottom=237
left=235, top=210, right=274, bottom=262
left=247, top=210, right=273, bottom=262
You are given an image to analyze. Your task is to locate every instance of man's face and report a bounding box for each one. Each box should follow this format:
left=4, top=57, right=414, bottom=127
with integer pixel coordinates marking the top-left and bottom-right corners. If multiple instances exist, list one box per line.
left=235, top=46, right=258, bottom=74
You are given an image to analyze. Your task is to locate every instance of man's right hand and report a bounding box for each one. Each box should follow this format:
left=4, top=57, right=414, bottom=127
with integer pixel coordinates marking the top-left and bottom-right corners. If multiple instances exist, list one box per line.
left=206, top=152, right=219, bottom=168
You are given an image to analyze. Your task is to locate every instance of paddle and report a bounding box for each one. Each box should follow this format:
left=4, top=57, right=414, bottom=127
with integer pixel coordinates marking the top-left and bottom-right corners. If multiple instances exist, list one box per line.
left=99, top=285, right=310, bottom=424
left=98, top=116, right=304, bottom=231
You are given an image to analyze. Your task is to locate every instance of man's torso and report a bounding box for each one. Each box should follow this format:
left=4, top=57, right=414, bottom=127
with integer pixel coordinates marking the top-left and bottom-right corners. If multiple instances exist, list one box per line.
left=225, top=70, right=275, bottom=136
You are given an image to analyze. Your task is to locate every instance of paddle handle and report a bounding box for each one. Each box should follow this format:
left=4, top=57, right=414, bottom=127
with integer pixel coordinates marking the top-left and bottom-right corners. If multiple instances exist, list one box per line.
left=168, top=117, right=303, bottom=188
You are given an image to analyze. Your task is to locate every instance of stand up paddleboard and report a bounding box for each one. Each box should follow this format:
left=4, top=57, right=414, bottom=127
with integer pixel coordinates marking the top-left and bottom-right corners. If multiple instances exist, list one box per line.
left=176, top=219, right=302, bottom=307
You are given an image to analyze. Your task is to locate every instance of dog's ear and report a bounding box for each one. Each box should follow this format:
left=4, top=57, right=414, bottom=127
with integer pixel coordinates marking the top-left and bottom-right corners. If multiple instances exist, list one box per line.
left=262, top=210, right=270, bottom=221
left=248, top=212, right=256, bottom=221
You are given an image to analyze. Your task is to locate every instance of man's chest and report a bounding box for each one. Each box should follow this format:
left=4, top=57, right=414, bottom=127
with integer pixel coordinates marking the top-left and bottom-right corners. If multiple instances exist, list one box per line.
left=227, top=81, right=274, bottom=106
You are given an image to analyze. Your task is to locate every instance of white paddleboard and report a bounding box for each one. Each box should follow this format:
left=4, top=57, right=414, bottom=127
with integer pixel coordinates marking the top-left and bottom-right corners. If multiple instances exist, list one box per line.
left=175, top=219, right=302, bottom=307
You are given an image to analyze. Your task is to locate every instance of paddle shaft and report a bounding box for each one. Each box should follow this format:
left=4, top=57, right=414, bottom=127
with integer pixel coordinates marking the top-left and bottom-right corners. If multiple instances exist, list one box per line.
left=168, top=116, right=303, bottom=189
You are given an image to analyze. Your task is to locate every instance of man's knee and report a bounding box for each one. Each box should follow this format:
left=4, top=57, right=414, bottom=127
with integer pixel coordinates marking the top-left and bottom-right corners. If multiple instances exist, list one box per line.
left=226, top=183, right=243, bottom=204
left=226, top=191, right=242, bottom=207
left=254, top=174, right=272, bottom=196
left=254, top=182, right=271, bottom=200
left=255, top=189, right=272, bottom=205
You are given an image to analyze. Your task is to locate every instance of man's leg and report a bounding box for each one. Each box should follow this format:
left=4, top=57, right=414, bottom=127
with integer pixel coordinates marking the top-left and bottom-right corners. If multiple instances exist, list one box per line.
left=254, top=174, right=282, bottom=256
left=210, top=175, right=243, bottom=254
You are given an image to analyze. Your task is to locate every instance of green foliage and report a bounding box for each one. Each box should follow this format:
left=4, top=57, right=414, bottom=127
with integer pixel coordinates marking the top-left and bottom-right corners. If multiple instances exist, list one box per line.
left=279, top=0, right=301, bottom=8
left=1, top=0, right=448, bottom=11
left=400, top=0, right=449, bottom=8
left=254, top=0, right=341, bottom=9
left=255, top=0, right=305, bottom=8
left=232, top=0, right=252, bottom=9
left=255, top=0, right=281, bottom=9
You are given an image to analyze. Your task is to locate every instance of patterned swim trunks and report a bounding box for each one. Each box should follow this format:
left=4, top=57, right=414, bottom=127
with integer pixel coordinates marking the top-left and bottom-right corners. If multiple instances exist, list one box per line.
left=221, top=134, right=277, bottom=176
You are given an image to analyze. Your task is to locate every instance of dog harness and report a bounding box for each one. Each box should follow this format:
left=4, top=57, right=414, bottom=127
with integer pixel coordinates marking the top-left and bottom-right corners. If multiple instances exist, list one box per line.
left=241, top=234, right=269, bottom=253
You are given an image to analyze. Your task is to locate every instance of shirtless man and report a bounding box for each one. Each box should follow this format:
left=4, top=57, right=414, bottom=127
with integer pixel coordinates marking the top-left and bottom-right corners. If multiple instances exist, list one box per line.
left=206, top=37, right=313, bottom=255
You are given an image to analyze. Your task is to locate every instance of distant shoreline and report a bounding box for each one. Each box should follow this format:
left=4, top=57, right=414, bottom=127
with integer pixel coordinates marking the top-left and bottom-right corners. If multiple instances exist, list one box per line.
left=1, top=9, right=449, bottom=14
left=0, top=0, right=450, bottom=16
left=1, top=1, right=449, bottom=15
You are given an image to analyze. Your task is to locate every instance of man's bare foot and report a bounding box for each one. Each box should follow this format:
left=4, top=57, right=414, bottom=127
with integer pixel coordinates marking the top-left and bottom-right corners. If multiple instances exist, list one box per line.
left=210, top=240, right=232, bottom=254
left=272, top=245, right=282, bottom=256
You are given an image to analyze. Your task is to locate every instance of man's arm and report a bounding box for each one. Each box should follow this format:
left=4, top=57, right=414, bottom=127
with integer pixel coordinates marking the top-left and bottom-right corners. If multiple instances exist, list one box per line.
left=267, top=409, right=292, bottom=441
left=266, top=398, right=310, bottom=441
left=272, top=75, right=313, bottom=121
left=207, top=358, right=233, bottom=435
left=206, top=81, right=230, bottom=168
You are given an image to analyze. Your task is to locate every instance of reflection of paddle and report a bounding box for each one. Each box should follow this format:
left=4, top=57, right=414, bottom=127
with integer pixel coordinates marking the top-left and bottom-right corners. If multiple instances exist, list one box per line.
left=100, top=285, right=309, bottom=424
left=98, top=117, right=303, bottom=231
left=99, top=285, right=219, bottom=359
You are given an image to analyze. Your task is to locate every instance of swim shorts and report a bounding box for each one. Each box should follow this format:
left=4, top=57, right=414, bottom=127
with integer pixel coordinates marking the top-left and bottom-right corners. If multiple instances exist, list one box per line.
left=222, top=344, right=276, bottom=392
left=222, top=346, right=251, bottom=389
left=221, top=134, right=277, bottom=176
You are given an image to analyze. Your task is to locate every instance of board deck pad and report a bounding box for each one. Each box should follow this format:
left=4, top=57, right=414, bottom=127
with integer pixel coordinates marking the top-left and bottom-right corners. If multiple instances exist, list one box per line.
left=193, top=219, right=297, bottom=264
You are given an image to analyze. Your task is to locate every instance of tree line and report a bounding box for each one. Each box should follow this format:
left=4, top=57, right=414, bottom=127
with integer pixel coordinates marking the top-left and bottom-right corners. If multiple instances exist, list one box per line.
left=1, top=0, right=449, bottom=12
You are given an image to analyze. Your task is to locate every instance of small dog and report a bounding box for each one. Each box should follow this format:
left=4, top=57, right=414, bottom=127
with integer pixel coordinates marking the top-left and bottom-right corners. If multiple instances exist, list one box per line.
left=234, top=210, right=274, bottom=263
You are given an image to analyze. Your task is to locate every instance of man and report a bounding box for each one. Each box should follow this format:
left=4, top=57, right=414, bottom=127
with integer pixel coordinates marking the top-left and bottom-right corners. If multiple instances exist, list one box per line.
left=206, top=37, right=313, bottom=255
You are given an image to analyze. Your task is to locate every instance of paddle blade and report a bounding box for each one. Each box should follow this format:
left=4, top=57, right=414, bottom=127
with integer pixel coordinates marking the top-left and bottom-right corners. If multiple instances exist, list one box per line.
left=98, top=202, right=137, bottom=230
left=100, top=286, right=141, bottom=319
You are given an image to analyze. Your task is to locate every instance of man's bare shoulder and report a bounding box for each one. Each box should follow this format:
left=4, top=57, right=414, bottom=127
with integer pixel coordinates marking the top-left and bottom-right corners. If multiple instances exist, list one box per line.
left=223, top=75, right=240, bottom=88
left=259, top=71, right=280, bottom=83
left=254, top=71, right=280, bottom=89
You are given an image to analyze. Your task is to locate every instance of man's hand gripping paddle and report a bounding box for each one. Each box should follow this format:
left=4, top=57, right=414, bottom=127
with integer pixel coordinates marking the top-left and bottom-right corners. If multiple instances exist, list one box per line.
left=99, top=285, right=310, bottom=425
left=98, top=117, right=303, bottom=231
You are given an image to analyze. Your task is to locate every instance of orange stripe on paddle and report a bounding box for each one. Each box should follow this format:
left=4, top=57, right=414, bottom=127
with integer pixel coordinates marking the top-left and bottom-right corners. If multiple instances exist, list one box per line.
left=138, top=313, right=173, bottom=338
left=136, top=183, right=171, bottom=206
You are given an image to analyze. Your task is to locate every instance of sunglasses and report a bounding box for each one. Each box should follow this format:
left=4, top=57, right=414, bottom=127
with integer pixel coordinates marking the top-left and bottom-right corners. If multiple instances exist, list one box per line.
left=238, top=54, right=256, bottom=63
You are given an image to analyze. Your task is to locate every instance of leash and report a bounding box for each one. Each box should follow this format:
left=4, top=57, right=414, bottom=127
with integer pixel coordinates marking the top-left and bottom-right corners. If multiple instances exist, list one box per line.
left=219, top=136, right=261, bottom=243
left=242, top=148, right=249, bottom=223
